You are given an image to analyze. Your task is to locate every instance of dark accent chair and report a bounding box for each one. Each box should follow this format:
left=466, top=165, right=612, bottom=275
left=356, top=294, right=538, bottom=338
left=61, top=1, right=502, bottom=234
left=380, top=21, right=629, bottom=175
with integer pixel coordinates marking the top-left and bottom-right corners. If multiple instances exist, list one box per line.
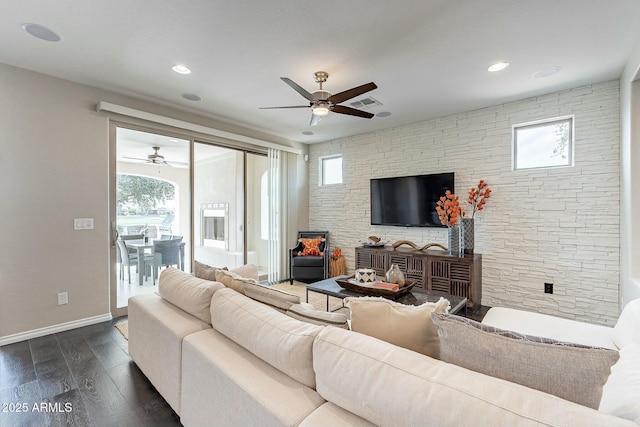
left=289, top=231, right=329, bottom=284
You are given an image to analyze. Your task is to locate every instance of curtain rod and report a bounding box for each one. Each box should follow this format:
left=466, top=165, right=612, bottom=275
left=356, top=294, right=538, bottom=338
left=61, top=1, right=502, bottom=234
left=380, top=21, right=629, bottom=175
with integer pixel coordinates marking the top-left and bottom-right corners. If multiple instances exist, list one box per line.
left=96, top=101, right=303, bottom=155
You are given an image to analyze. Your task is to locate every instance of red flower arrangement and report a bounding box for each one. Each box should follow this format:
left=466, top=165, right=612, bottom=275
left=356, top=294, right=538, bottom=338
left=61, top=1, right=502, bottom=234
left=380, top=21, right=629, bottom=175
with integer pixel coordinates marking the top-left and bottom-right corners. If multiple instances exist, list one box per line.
left=436, top=190, right=463, bottom=227
left=467, top=179, right=492, bottom=218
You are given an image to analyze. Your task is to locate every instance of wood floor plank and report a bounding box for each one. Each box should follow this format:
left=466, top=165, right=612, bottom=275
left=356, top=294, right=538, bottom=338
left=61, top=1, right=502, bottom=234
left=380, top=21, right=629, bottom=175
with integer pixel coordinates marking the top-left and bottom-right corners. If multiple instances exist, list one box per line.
left=34, top=355, right=77, bottom=399
left=0, top=380, right=46, bottom=427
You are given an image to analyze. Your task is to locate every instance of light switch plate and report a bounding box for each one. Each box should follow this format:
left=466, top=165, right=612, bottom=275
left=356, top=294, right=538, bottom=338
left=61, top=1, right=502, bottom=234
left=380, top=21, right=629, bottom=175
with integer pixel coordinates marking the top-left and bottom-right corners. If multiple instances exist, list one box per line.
left=74, top=218, right=94, bottom=230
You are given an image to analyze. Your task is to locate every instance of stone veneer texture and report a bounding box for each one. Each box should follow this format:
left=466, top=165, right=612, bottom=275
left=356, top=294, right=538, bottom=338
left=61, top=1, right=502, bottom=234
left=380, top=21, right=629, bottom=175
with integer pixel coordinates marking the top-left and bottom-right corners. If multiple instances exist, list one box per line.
left=308, top=80, right=621, bottom=326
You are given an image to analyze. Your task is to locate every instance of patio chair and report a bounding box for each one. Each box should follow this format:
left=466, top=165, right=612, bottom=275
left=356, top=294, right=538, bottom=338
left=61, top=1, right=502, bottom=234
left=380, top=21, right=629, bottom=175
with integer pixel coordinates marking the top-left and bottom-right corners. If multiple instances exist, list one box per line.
left=152, top=239, right=183, bottom=284
left=116, top=239, right=153, bottom=285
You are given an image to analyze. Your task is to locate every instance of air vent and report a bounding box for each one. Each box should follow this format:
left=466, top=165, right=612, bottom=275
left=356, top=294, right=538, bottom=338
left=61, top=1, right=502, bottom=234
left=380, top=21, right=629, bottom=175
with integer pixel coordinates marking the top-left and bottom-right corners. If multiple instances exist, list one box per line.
left=350, top=96, right=382, bottom=109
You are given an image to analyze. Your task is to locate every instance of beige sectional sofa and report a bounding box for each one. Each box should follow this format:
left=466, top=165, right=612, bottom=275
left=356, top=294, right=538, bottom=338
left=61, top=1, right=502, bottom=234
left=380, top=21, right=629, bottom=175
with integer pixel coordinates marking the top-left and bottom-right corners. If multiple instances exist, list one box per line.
left=128, top=267, right=638, bottom=426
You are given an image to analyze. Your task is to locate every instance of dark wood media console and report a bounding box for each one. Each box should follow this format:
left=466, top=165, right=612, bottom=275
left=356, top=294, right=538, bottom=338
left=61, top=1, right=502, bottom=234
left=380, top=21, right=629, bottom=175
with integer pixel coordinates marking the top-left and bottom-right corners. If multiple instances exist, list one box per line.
left=355, top=246, right=482, bottom=309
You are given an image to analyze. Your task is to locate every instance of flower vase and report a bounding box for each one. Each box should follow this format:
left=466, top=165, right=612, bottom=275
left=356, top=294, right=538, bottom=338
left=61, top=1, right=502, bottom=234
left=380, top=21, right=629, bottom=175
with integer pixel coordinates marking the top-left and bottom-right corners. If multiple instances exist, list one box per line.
left=448, top=223, right=462, bottom=257
left=385, top=263, right=405, bottom=286
left=461, top=217, right=474, bottom=255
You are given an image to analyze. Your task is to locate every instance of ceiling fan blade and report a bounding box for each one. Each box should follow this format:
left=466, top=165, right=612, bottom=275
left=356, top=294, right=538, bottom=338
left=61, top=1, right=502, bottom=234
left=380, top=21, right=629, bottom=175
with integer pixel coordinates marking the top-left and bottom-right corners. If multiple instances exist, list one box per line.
left=281, top=77, right=317, bottom=102
left=166, top=160, right=189, bottom=166
left=259, top=105, right=310, bottom=109
left=309, top=113, right=321, bottom=127
left=328, top=82, right=377, bottom=104
left=331, top=104, right=375, bottom=119
left=122, top=156, right=150, bottom=162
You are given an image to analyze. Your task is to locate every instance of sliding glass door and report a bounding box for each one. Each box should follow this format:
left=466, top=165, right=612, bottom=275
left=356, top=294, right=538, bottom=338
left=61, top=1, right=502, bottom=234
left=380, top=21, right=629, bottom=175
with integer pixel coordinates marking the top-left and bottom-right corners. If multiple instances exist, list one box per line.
left=193, top=143, right=269, bottom=279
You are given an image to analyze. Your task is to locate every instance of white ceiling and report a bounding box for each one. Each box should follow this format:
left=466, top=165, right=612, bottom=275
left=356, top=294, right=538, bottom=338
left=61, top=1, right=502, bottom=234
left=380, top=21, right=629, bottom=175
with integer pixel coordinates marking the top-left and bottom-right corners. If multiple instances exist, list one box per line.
left=2, top=0, right=640, bottom=145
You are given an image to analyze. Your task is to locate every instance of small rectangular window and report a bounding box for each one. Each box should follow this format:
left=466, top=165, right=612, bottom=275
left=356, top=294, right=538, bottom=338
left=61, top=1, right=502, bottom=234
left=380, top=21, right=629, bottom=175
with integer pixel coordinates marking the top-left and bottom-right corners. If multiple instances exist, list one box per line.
left=513, top=116, right=574, bottom=170
left=320, top=155, right=343, bottom=186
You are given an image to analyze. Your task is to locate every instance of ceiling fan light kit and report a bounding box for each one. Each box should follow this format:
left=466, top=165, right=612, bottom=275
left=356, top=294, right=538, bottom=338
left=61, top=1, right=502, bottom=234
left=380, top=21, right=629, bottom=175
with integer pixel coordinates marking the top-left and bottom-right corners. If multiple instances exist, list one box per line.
left=261, top=71, right=377, bottom=126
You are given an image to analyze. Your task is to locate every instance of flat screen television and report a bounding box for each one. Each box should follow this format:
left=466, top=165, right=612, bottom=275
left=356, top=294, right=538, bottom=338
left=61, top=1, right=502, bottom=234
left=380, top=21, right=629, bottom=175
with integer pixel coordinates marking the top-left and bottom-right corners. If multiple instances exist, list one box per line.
left=370, top=172, right=454, bottom=227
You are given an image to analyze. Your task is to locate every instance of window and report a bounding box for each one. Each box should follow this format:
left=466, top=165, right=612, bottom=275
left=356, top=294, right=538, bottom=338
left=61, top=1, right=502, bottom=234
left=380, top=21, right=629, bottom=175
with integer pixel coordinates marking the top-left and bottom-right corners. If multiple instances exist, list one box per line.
left=513, top=116, right=574, bottom=170
left=320, top=155, right=343, bottom=186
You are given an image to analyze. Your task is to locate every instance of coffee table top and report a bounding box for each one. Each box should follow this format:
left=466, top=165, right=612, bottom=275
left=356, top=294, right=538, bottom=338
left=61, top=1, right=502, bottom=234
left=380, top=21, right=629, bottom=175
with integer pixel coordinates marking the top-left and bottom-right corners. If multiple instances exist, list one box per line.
left=307, top=275, right=468, bottom=315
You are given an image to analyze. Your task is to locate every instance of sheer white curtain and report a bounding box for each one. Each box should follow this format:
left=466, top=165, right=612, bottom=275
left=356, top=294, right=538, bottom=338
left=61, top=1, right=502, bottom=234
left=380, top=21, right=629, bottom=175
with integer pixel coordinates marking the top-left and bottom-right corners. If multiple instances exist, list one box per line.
left=267, top=148, right=281, bottom=282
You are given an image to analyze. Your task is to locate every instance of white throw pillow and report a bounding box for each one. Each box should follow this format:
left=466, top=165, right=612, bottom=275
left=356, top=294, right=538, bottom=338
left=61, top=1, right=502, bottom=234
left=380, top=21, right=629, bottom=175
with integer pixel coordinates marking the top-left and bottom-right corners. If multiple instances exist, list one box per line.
left=345, top=296, right=450, bottom=358
left=613, top=298, right=640, bottom=349
left=286, top=302, right=349, bottom=329
left=229, top=263, right=259, bottom=281
left=158, top=267, right=224, bottom=324
left=599, top=343, right=640, bottom=423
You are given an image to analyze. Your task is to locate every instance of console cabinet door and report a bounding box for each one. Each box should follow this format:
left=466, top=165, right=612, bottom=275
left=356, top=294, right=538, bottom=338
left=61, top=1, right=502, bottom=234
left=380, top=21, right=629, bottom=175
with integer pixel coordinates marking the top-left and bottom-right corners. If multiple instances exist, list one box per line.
left=355, top=248, right=387, bottom=277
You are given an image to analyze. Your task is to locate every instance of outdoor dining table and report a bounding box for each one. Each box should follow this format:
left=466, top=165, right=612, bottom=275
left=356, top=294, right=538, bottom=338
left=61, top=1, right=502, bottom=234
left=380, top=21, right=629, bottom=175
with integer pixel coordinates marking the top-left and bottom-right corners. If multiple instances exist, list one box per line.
left=125, top=239, right=186, bottom=286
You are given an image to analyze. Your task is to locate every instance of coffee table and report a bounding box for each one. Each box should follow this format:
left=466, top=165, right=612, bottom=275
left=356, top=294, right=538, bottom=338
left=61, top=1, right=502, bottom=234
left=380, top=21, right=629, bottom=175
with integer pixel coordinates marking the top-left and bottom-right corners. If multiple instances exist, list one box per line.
left=307, top=275, right=468, bottom=315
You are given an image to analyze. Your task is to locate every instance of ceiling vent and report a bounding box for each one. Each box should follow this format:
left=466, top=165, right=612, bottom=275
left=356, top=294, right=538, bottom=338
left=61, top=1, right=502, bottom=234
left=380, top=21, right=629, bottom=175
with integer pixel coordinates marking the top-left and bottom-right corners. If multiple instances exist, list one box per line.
left=350, top=96, right=382, bottom=109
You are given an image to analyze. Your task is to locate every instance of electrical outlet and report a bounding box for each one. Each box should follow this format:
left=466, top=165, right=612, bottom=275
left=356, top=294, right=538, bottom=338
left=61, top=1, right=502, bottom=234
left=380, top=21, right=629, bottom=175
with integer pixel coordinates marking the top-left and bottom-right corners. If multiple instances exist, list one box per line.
left=544, top=283, right=554, bottom=294
left=57, top=292, right=68, bottom=305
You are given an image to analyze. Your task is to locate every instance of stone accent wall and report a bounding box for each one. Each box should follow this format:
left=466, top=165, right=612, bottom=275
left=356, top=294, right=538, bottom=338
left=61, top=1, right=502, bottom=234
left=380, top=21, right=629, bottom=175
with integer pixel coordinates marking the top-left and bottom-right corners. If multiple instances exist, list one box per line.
left=308, top=80, right=621, bottom=325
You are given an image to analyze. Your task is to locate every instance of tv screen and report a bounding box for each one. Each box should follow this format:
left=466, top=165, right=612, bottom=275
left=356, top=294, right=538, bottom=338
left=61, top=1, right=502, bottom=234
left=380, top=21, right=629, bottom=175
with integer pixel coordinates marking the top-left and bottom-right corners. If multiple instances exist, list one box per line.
left=370, top=172, right=454, bottom=227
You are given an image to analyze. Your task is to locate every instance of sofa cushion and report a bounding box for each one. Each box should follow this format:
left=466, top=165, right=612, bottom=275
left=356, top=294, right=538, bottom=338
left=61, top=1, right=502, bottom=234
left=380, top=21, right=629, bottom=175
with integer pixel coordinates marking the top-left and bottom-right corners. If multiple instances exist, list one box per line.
left=299, top=402, right=376, bottom=427
left=286, top=303, right=349, bottom=329
left=345, top=296, right=449, bottom=358
left=158, top=267, right=224, bottom=324
left=613, top=298, right=640, bottom=349
left=210, top=288, right=323, bottom=389
left=312, top=327, right=632, bottom=427
left=182, top=329, right=325, bottom=427
left=243, top=281, right=300, bottom=312
left=599, top=343, right=640, bottom=423
left=215, top=269, right=257, bottom=295
left=432, top=313, right=619, bottom=409
left=193, top=260, right=226, bottom=281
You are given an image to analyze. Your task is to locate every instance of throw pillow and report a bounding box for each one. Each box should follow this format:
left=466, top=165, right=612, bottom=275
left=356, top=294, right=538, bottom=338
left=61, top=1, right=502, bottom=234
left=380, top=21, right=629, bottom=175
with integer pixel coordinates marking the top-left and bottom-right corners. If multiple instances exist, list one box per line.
left=286, top=302, right=349, bottom=329
left=229, top=263, right=259, bottom=281
left=431, top=313, right=620, bottom=409
left=299, top=237, right=325, bottom=256
left=193, top=260, right=226, bottom=281
left=243, top=281, right=300, bottom=312
left=613, top=298, right=640, bottom=349
left=599, top=343, right=640, bottom=423
left=345, top=296, right=450, bottom=358
left=215, top=269, right=257, bottom=295
left=158, top=267, right=224, bottom=324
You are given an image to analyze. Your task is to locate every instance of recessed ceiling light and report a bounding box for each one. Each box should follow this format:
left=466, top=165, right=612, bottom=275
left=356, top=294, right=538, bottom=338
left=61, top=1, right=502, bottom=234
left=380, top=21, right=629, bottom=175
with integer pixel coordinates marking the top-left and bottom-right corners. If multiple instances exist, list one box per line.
left=21, top=23, right=61, bottom=42
left=172, top=64, right=192, bottom=74
left=182, top=93, right=201, bottom=101
left=376, top=111, right=392, bottom=118
left=302, top=131, right=314, bottom=136
left=488, top=62, right=510, bottom=72
left=533, top=66, right=561, bottom=78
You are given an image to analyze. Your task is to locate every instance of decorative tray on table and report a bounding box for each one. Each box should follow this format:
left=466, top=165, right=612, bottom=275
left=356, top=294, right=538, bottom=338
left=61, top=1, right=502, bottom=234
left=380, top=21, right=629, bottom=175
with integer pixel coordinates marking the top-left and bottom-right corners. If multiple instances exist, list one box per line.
left=336, top=276, right=415, bottom=299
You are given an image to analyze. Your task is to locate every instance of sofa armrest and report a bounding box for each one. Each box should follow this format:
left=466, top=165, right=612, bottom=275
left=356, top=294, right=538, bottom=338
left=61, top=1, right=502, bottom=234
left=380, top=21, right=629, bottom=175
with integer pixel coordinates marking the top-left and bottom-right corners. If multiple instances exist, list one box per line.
left=481, top=307, right=616, bottom=349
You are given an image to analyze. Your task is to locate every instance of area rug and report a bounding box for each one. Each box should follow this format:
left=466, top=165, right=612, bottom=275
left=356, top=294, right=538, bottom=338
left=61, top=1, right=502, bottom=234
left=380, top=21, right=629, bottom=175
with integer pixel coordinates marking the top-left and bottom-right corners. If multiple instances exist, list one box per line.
left=115, top=321, right=128, bottom=340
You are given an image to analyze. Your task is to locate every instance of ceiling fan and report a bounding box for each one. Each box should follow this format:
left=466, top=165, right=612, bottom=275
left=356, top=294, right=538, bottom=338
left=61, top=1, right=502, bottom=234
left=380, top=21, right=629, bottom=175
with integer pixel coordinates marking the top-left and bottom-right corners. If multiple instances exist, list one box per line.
left=261, top=71, right=378, bottom=126
left=123, top=146, right=188, bottom=167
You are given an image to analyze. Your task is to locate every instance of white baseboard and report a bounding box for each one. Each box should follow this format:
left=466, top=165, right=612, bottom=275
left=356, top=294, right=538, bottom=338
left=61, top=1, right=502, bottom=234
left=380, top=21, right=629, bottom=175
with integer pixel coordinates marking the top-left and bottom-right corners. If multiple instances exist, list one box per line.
left=0, top=313, right=113, bottom=346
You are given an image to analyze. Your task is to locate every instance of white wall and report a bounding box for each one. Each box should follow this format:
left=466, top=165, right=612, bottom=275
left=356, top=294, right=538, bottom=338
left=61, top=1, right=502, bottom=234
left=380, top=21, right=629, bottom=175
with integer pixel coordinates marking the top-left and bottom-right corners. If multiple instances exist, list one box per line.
left=0, top=63, right=303, bottom=342
left=310, top=80, right=621, bottom=325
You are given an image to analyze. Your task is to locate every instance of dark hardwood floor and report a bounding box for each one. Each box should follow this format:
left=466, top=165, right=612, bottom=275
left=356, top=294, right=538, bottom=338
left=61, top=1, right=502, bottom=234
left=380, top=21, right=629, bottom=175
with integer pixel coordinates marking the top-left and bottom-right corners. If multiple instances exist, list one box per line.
left=0, top=319, right=181, bottom=427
